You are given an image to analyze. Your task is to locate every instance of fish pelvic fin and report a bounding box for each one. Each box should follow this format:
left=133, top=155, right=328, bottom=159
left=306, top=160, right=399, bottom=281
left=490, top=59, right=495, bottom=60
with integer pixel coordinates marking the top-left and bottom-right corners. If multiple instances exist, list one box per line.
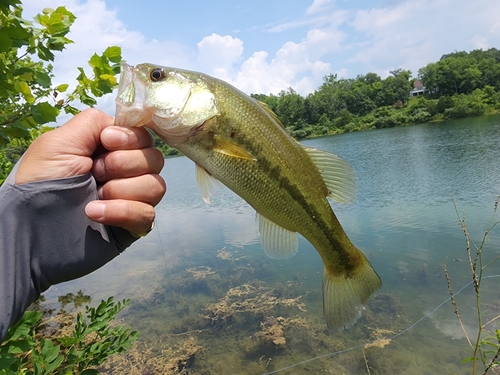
left=258, top=214, right=298, bottom=259
left=196, top=164, right=224, bottom=204
left=322, top=254, right=382, bottom=330
left=302, top=146, right=357, bottom=204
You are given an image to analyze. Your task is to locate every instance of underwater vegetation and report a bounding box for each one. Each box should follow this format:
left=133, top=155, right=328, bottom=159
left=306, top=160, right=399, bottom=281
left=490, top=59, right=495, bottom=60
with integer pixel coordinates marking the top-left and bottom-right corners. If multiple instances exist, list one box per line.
left=201, top=283, right=307, bottom=327
left=100, top=337, right=201, bottom=375
left=96, top=242, right=476, bottom=375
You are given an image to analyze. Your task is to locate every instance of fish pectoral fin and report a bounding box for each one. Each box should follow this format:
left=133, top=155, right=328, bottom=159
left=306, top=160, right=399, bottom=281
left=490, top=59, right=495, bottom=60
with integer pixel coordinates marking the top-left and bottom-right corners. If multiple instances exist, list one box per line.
left=196, top=164, right=224, bottom=204
left=213, top=135, right=256, bottom=161
left=322, top=254, right=382, bottom=331
left=302, top=146, right=357, bottom=204
left=258, top=214, right=298, bottom=259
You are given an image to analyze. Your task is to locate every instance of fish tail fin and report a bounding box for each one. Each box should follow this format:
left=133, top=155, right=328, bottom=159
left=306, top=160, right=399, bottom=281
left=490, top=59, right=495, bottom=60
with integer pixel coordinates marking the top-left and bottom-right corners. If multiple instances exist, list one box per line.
left=322, top=254, right=381, bottom=330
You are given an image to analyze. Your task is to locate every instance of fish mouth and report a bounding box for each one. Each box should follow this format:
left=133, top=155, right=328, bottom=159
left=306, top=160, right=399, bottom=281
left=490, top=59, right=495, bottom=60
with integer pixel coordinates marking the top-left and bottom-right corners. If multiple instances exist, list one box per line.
left=114, top=62, right=151, bottom=128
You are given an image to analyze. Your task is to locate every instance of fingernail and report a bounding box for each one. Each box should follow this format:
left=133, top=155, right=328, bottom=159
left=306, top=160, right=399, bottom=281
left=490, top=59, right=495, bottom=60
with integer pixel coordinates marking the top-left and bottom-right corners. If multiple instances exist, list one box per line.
left=85, top=202, right=105, bottom=220
left=103, top=127, right=129, bottom=147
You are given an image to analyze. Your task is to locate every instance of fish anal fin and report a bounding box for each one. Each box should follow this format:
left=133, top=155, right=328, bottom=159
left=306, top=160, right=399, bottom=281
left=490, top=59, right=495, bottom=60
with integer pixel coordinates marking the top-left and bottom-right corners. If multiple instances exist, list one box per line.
left=322, top=254, right=382, bottom=330
left=302, top=146, right=357, bottom=204
left=213, top=135, right=256, bottom=161
left=196, top=164, right=223, bottom=204
left=258, top=214, right=298, bottom=259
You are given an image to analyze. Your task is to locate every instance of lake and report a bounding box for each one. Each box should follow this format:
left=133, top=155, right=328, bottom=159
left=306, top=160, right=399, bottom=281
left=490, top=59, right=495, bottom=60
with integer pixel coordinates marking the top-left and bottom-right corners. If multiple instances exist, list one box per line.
left=45, top=114, right=500, bottom=374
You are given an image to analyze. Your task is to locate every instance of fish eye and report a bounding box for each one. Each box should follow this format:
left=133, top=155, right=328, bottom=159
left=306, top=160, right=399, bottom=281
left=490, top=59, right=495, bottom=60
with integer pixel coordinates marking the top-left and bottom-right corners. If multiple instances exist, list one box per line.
left=150, top=68, right=166, bottom=82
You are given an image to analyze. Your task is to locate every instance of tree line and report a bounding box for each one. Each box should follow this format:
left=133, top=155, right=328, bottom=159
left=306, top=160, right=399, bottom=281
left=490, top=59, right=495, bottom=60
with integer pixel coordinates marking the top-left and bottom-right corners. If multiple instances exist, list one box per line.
left=252, top=48, right=500, bottom=139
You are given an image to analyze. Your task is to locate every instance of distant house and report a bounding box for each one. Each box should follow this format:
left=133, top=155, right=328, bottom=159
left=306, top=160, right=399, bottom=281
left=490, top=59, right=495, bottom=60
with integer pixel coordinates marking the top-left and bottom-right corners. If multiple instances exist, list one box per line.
left=410, top=80, right=425, bottom=97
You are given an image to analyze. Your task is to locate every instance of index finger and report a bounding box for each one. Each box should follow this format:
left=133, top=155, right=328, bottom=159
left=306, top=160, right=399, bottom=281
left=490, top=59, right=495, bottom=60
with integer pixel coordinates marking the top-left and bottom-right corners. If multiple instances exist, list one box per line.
left=100, top=126, right=155, bottom=151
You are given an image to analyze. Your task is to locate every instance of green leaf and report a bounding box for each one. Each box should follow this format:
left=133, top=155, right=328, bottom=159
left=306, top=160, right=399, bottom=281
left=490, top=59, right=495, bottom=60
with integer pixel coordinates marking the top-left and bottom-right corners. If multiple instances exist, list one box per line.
left=32, top=102, right=59, bottom=124
left=2, top=24, right=31, bottom=42
left=37, top=44, right=55, bottom=61
left=14, top=67, right=34, bottom=80
left=0, top=33, right=12, bottom=53
left=64, top=105, right=80, bottom=115
left=6, top=339, right=31, bottom=355
left=46, top=356, right=64, bottom=373
left=3, top=122, right=31, bottom=139
left=76, top=67, right=90, bottom=84
left=14, top=81, right=35, bottom=104
left=53, top=6, right=76, bottom=24
left=48, top=36, right=73, bottom=51
left=99, top=74, right=117, bottom=85
left=40, top=339, right=59, bottom=362
left=4, top=311, right=42, bottom=341
left=103, top=46, right=122, bottom=63
left=56, top=83, right=69, bottom=92
left=36, top=71, right=52, bottom=88
left=88, top=53, right=103, bottom=69
left=0, top=353, right=19, bottom=372
left=78, top=92, right=97, bottom=106
left=0, top=0, right=21, bottom=15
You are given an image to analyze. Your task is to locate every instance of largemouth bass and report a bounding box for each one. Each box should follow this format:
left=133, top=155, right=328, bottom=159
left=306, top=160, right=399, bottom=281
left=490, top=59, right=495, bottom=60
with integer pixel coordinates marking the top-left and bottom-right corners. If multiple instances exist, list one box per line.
left=114, top=62, right=382, bottom=330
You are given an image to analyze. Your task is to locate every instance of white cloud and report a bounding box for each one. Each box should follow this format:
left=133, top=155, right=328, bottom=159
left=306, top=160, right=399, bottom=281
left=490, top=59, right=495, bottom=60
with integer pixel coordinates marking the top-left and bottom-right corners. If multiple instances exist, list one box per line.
left=349, top=0, right=500, bottom=77
left=225, top=29, right=341, bottom=95
left=196, top=34, right=244, bottom=79
left=21, top=0, right=196, bottom=121
left=18, top=0, right=500, bottom=123
left=306, top=0, right=333, bottom=15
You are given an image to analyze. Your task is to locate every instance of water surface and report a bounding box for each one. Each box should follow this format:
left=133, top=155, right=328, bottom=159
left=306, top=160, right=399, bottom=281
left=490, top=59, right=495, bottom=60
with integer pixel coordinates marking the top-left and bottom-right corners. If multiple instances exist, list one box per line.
left=45, top=115, right=500, bottom=374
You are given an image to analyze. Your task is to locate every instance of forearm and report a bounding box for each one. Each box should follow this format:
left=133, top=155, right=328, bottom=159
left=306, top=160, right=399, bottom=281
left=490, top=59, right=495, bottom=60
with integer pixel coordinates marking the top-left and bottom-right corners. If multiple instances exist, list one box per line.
left=0, top=163, right=137, bottom=342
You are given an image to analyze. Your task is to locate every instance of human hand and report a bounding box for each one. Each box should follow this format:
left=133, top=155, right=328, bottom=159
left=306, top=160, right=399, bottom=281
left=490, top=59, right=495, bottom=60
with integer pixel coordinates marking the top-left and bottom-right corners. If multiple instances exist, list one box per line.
left=15, top=108, right=166, bottom=235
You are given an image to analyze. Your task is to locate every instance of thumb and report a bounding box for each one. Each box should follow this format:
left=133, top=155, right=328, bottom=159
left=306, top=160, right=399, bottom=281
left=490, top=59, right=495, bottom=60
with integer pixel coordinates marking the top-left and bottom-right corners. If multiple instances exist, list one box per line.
left=16, top=109, right=115, bottom=184
left=49, top=108, right=116, bottom=157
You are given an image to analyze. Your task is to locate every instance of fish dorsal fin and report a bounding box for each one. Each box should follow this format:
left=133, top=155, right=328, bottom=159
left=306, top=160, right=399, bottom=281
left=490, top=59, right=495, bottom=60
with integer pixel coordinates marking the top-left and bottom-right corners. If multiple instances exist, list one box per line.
left=302, top=146, right=357, bottom=204
left=196, top=163, right=223, bottom=204
left=258, top=214, right=298, bottom=259
left=257, top=101, right=286, bottom=129
left=213, top=135, right=256, bottom=161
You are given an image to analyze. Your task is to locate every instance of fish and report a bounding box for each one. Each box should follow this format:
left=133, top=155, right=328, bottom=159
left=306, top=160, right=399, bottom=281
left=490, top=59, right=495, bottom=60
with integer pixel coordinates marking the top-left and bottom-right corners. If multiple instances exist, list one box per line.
left=114, top=62, right=382, bottom=330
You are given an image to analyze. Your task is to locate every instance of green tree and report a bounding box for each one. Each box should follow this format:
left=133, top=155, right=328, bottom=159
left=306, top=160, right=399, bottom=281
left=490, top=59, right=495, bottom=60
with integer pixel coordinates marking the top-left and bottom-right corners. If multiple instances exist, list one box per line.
left=250, top=93, right=279, bottom=113
left=250, top=48, right=500, bottom=140
left=0, top=0, right=122, bottom=183
left=436, top=95, right=454, bottom=114
left=420, top=49, right=500, bottom=97
left=418, top=62, right=439, bottom=95
left=275, top=88, right=305, bottom=129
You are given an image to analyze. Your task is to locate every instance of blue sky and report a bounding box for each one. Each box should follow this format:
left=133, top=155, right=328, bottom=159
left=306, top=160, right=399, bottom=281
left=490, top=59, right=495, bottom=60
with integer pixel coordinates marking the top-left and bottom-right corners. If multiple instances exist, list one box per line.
left=21, top=0, right=500, bottom=114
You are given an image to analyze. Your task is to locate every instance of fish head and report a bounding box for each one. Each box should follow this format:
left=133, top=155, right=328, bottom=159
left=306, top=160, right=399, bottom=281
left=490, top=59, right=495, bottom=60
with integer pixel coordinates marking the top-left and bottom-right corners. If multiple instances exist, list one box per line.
left=115, top=62, right=218, bottom=139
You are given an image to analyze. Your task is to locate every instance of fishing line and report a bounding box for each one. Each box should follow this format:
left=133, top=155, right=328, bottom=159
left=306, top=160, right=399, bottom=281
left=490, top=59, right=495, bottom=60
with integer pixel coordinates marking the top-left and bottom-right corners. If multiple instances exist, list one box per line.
left=259, top=274, right=500, bottom=375
left=154, top=216, right=168, bottom=269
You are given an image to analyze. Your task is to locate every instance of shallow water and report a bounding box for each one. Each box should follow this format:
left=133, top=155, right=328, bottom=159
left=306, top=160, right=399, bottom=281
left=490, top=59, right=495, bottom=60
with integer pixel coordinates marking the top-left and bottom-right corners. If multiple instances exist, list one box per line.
left=45, top=115, right=500, bottom=374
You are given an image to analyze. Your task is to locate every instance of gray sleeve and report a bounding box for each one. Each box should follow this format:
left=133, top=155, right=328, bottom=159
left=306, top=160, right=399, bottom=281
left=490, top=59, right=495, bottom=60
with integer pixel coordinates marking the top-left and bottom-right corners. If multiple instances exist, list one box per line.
left=0, top=162, right=138, bottom=341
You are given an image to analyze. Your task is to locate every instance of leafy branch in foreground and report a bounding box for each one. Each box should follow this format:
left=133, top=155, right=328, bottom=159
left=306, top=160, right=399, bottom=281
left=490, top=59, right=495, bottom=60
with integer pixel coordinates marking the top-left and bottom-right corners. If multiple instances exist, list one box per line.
left=445, top=195, right=500, bottom=375
left=0, top=296, right=138, bottom=375
left=0, top=1, right=122, bottom=183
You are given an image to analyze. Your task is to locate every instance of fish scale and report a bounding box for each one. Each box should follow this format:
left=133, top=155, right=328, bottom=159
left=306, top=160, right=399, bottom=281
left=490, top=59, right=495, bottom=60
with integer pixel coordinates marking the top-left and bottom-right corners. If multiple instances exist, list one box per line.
left=114, top=62, right=382, bottom=330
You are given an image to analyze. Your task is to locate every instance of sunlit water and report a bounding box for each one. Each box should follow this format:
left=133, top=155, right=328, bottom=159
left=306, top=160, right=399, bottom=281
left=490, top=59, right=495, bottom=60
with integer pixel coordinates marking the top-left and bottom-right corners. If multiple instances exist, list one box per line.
left=45, top=115, right=500, bottom=374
